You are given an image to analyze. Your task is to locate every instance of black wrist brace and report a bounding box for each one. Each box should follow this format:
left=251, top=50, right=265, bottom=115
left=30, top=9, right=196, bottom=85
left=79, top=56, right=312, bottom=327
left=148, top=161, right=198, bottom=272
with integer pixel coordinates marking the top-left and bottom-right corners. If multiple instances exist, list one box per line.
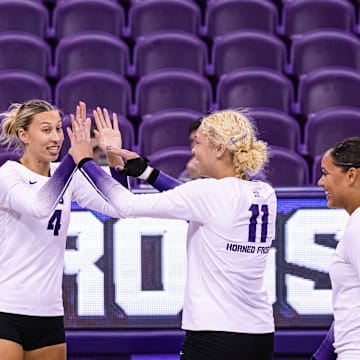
left=121, top=156, right=149, bottom=177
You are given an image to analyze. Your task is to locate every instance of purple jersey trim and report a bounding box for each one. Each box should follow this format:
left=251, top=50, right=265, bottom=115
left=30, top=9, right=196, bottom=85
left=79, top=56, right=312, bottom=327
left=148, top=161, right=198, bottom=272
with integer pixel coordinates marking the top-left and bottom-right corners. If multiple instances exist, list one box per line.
left=312, top=321, right=336, bottom=360
left=110, top=167, right=129, bottom=189
left=80, top=160, right=118, bottom=202
left=37, top=154, right=76, bottom=211
left=150, top=170, right=181, bottom=191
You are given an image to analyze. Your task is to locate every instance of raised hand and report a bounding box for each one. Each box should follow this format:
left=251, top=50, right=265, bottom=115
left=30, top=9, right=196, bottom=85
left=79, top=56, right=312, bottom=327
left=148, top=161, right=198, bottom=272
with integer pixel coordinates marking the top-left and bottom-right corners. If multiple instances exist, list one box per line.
left=93, top=107, right=122, bottom=150
left=76, top=101, right=87, bottom=124
left=67, top=114, right=93, bottom=165
left=93, top=107, right=124, bottom=168
left=66, top=101, right=89, bottom=157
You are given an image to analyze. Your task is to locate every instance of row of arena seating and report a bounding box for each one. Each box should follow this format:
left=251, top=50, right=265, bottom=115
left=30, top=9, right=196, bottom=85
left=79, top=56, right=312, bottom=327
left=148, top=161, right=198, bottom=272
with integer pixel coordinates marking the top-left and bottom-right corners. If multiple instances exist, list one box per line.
left=1, top=66, right=360, bottom=121
left=4, top=0, right=360, bottom=40
left=1, top=0, right=359, bottom=188
left=3, top=29, right=360, bottom=80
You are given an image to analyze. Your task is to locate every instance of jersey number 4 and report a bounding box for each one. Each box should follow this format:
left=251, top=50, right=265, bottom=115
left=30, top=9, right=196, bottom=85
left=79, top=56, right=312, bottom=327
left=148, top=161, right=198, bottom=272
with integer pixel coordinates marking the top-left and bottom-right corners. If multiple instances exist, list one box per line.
left=248, top=204, right=269, bottom=242
left=47, top=209, right=62, bottom=236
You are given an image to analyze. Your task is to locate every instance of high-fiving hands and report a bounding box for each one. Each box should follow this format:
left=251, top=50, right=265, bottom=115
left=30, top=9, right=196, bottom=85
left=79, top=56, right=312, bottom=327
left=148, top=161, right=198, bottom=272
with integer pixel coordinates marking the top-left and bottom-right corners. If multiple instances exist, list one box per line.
left=67, top=110, right=93, bottom=165
left=67, top=103, right=143, bottom=170
left=92, top=107, right=125, bottom=168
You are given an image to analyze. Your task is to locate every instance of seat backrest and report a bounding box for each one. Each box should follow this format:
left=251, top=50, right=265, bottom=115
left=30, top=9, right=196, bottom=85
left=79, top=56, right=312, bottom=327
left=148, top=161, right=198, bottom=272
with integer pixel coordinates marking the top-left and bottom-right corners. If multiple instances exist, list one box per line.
left=138, top=109, right=203, bottom=155
left=52, top=0, right=125, bottom=39
left=204, top=0, right=278, bottom=38
left=251, top=109, right=301, bottom=152
left=304, top=106, right=360, bottom=160
left=134, top=69, right=212, bottom=116
left=211, top=30, right=286, bottom=77
left=0, top=32, right=51, bottom=77
left=55, top=31, right=129, bottom=79
left=0, top=151, right=21, bottom=166
left=55, top=70, right=131, bottom=116
left=132, top=31, right=208, bottom=77
left=289, top=29, right=360, bottom=77
left=0, top=0, right=49, bottom=37
left=265, top=146, right=309, bottom=187
left=280, top=0, right=355, bottom=38
left=59, top=113, right=135, bottom=161
left=312, top=154, right=324, bottom=185
left=0, top=70, right=51, bottom=112
left=128, top=0, right=201, bottom=39
left=147, top=146, right=193, bottom=179
left=216, top=68, right=294, bottom=113
left=296, top=67, right=360, bottom=116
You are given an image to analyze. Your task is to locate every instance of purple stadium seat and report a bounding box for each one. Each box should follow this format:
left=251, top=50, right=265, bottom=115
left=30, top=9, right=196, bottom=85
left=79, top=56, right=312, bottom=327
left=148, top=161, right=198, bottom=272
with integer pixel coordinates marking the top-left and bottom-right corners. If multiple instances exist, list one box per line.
left=0, top=151, right=21, bottom=166
left=52, top=0, right=125, bottom=39
left=138, top=109, right=203, bottom=156
left=216, top=68, right=294, bottom=113
left=279, top=0, right=355, bottom=38
left=294, top=67, right=360, bottom=116
left=0, top=32, right=51, bottom=77
left=210, top=30, right=286, bottom=77
left=251, top=109, right=301, bottom=152
left=287, top=30, right=360, bottom=77
left=127, top=0, right=201, bottom=39
left=131, top=31, right=208, bottom=77
left=265, top=146, right=309, bottom=187
left=133, top=69, right=212, bottom=117
left=147, top=146, right=193, bottom=179
left=304, top=106, right=360, bottom=162
left=55, top=70, right=131, bottom=116
left=312, top=154, right=324, bottom=185
left=0, top=70, right=51, bottom=112
left=58, top=113, right=135, bottom=161
left=54, top=31, right=130, bottom=79
left=204, top=0, right=278, bottom=38
left=0, top=0, right=49, bottom=38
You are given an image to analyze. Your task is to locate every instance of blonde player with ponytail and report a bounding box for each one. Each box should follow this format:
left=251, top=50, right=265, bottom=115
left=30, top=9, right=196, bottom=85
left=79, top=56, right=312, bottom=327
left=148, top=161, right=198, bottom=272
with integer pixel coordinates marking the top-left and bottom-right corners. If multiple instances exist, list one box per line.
left=69, top=108, right=277, bottom=360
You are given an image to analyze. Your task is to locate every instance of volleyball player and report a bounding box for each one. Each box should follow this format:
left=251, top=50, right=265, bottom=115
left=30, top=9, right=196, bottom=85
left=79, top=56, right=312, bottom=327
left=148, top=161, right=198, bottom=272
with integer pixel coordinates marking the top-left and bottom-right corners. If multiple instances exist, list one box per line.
left=312, top=137, right=360, bottom=360
left=0, top=100, right=124, bottom=360
left=69, top=108, right=278, bottom=360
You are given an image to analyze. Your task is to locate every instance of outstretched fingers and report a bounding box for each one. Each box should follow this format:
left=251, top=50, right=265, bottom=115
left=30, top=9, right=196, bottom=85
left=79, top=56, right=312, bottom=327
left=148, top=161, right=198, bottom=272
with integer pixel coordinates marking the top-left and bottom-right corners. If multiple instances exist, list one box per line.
left=67, top=114, right=93, bottom=164
left=93, top=107, right=106, bottom=130
left=92, top=107, right=122, bottom=153
left=76, top=101, right=87, bottom=124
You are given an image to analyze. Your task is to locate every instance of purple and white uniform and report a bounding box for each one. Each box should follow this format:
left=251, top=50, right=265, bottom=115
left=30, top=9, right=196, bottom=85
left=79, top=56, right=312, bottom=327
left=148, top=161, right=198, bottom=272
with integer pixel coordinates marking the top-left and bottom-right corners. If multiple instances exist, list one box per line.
left=81, top=160, right=277, bottom=334
left=0, top=156, right=121, bottom=317
left=329, top=207, right=360, bottom=360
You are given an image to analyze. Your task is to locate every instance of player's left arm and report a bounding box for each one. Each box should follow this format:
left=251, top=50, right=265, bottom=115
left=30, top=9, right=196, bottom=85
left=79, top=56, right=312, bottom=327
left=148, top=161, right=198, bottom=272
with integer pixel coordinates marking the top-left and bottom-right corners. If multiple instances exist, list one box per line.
left=107, top=149, right=181, bottom=192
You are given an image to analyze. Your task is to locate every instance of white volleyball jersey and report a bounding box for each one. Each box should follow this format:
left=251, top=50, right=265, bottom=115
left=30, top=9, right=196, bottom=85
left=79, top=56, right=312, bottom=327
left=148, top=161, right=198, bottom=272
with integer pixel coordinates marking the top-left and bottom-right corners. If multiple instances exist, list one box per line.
left=83, top=165, right=277, bottom=333
left=329, top=207, right=360, bottom=359
left=0, top=160, right=119, bottom=316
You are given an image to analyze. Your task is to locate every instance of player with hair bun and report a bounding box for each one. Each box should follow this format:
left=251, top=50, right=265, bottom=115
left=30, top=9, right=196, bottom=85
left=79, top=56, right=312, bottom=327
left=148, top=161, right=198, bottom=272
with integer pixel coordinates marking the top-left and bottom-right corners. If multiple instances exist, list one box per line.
left=313, top=137, right=360, bottom=360
left=69, top=108, right=278, bottom=360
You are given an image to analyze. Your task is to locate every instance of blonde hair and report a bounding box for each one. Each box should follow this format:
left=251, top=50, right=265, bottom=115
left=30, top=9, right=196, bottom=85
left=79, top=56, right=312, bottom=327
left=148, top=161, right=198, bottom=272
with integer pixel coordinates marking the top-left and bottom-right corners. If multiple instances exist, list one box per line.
left=201, top=109, right=268, bottom=179
left=0, top=99, right=58, bottom=152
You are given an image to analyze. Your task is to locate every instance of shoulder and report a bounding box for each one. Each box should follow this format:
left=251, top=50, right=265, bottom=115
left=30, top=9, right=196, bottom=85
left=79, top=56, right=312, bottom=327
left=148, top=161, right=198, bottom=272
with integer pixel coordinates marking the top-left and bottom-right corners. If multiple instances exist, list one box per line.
left=347, top=208, right=360, bottom=234
left=0, top=160, right=22, bottom=176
